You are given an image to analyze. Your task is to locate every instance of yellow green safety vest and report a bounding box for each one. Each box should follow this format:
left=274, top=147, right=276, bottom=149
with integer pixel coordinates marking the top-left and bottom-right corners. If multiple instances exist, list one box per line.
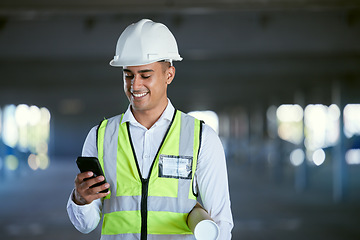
left=97, top=110, right=202, bottom=240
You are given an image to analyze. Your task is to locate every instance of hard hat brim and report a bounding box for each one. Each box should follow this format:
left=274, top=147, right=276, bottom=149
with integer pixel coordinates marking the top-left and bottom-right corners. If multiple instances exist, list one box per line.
left=109, top=56, right=183, bottom=67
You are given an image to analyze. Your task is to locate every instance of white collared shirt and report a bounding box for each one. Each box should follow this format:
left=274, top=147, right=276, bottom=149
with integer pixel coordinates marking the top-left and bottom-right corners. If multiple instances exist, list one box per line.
left=67, top=100, right=233, bottom=239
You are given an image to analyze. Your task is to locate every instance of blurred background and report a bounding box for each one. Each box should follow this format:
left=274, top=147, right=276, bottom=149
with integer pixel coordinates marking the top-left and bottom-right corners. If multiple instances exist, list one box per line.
left=1, top=0, right=360, bottom=239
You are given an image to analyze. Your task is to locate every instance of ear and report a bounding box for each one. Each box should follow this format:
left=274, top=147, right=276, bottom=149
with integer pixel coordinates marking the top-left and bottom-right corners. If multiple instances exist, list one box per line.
left=166, top=66, right=175, bottom=85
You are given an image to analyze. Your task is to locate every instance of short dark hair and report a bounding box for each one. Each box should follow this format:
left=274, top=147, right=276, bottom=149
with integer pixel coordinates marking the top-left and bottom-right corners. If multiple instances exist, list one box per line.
left=158, top=60, right=172, bottom=72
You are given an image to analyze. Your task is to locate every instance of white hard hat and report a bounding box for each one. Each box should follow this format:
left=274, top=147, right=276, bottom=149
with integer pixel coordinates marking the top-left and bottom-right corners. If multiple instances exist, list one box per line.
left=110, top=19, right=183, bottom=67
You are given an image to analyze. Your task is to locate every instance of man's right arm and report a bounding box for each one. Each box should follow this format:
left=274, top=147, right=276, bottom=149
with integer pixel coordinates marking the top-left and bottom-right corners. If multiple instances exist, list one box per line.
left=66, top=126, right=105, bottom=233
left=66, top=190, right=102, bottom=233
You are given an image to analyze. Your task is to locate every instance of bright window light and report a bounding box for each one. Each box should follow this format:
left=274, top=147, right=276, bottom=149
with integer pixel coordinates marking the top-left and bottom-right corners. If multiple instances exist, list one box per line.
left=290, top=148, right=305, bottom=166
left=276, top=104, right=304, bottom=145
left=28, top=105, right=41, bottom=126
left=345, top=149, right=360, bottom=165
left=15, top=104, right=30, bottom=127
left=312, top=149, right=326, bottom=166
left=1, top=103, right=52, bottom=171
left=188, top=110, right=219, bottom=134
left=37, top=153, right=50, bottom=170
left=3, top=105, right=18, bottom=148
left=5, top=155, right=19, bottom=171
left=344, top=104, right=360, bottom=138
left=40, top=107, right=51, bottom=124
left=304, top=104, right=340, bottom=151
left=28, top=154, right=39, bottom=171
left=15, top=104, right=30, bottom=151
left=277, top=104, right=303, bottom=122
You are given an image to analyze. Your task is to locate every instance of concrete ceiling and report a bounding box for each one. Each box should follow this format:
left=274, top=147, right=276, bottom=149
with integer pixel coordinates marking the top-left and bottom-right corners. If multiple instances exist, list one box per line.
left=0, top=1, right=360, bottom=155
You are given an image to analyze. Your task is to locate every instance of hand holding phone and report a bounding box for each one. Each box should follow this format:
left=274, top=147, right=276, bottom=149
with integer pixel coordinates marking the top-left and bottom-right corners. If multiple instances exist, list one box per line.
left=76, top=156, right=108, bottom=193
left=74, top=157, right=110, bottom=205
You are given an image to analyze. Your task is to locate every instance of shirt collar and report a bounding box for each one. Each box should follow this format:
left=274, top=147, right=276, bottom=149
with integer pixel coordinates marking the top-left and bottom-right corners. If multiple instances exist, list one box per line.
left=121, top=99, right=175, bottom=127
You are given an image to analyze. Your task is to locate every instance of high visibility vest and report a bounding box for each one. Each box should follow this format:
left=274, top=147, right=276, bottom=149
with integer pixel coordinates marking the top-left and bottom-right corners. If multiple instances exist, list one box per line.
left=97, top=110, right=202, bottom=240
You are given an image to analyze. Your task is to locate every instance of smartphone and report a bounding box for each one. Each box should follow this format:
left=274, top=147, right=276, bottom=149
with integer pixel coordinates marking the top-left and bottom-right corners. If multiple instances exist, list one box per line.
left=76, top=156, right=108, bottom=193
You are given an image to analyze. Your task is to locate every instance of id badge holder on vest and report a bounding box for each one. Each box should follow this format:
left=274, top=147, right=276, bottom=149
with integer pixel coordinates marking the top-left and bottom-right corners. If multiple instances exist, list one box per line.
left=159, top=155, right=193, bottom=179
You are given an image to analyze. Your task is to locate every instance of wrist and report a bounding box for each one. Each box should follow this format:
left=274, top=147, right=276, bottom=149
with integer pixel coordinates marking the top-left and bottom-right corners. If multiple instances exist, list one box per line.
left=73, top=189, right=88, bottom=205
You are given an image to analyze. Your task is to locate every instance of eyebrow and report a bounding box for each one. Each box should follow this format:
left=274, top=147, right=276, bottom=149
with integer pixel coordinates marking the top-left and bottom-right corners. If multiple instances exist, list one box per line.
left=123, top=69, right=154, bottom=74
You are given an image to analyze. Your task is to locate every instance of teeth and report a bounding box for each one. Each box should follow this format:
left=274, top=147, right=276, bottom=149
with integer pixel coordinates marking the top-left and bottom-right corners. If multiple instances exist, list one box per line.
left=133, top=92, right=147, bottom=98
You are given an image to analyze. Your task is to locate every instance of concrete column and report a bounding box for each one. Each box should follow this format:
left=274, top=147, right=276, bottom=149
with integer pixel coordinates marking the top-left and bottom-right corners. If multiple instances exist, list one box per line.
left=294, top=91, right=308, bottom=193
left=332, top=80, right=348, bottom=202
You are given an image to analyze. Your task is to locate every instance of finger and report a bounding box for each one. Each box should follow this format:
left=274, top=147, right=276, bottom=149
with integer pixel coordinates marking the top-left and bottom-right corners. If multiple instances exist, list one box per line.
left=75, top=174, right=98, bottom=193
left=82, top=175, right=106, bottom=189
left=83, top=191, right=109, bottom=204
left=93, top=189, right=111, bottom=199
left=75, top=182, right=110, bottom=205
left=89, top=182, right=110, bottom=194
left=77, top=171, right=94, bottom=182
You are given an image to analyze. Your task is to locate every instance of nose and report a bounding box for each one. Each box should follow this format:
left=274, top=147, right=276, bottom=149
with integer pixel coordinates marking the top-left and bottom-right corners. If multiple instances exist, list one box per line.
left=131, top=75, right=142, bottom=91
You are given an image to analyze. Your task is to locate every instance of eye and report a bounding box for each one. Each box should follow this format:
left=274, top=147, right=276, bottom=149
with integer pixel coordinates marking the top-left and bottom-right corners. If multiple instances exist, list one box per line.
left=141, top=75, right=151, bottom=79
left=124, top=74, right=134, bottom=79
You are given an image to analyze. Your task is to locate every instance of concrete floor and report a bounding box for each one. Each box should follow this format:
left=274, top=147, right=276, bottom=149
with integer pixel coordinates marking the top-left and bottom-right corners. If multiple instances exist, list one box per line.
left=228, top=159, right=360, bottom=240
left=0, top=157, right=359, bottom=240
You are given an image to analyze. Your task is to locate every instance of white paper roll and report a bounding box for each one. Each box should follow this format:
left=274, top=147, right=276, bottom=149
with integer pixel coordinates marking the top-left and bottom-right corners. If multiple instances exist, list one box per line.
left=194, top=219, right=220, bottom=240
left=187, top=203, right=220, bottom=240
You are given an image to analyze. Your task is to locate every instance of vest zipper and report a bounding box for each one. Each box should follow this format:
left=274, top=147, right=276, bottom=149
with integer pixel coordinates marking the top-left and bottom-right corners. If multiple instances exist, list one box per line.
left=141, top=178, right=149, bottom=240
left=126, top=112, right=177, bottom=240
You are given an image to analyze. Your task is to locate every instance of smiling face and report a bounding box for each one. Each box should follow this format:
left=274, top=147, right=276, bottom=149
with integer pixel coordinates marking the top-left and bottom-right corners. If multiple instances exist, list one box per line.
left=123, top=61, right=175, bottom=118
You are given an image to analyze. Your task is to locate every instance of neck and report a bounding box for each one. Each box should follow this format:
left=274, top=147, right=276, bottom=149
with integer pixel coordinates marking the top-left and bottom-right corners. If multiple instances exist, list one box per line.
left=131, top=101, right=168, bottom=129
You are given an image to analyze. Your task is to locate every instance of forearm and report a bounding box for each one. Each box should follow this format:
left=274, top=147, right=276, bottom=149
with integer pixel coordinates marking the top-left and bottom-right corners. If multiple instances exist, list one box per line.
left=67, top=126, right=102, bottom=233
left=200, top=178, right=233, bottom=240
left=66, top=189, right=102, bottom=234
left=197, top=125, right=234, bottom=239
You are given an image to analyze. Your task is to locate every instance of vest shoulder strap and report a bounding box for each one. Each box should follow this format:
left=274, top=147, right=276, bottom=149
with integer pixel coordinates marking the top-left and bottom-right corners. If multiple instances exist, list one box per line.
left=96, top=118, right=107, bottom=151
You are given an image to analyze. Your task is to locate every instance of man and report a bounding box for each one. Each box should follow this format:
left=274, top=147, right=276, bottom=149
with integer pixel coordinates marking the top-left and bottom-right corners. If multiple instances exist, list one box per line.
left=67, top=19, right=233, bottom=240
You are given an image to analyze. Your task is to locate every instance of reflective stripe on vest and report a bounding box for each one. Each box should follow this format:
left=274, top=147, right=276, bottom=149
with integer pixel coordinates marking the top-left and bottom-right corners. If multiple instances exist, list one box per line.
left=97, top=110, right=201, bottom=240
left=100, top=234, right=195, bottom=240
